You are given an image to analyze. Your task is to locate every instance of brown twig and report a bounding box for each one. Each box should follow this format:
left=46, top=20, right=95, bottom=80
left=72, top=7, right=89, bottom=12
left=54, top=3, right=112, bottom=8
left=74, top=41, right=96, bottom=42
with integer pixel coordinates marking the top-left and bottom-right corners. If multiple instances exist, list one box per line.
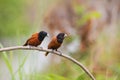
left=0, top=46, right=95, bottom=80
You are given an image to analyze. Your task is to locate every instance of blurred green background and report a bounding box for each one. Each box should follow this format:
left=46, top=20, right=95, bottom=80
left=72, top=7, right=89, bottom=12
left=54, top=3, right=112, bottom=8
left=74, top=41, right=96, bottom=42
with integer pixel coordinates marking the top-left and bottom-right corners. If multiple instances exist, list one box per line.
left=0, top=0, right=120, bottom=80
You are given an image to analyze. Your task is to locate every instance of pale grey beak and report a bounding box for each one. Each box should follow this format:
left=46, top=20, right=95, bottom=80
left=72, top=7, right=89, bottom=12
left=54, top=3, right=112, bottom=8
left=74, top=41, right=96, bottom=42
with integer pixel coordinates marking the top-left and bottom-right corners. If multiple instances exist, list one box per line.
left=64, top=34, right=68, bottom=38
left=47, top=34, right=49, bottom=37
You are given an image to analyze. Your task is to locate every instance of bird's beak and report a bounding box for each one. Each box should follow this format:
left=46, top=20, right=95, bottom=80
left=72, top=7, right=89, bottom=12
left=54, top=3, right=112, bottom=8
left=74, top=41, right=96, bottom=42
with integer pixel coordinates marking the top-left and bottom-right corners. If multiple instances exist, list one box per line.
left=47, top=34, right=49, bottom=37
left=64, top=34, right=68, bottom=38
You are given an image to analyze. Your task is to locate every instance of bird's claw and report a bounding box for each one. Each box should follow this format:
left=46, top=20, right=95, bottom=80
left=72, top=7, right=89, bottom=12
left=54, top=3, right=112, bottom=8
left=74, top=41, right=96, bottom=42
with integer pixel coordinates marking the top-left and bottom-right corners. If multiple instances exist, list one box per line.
left=27, top=45, right=32, bottom=48
left=51, top=50, right=54, bottom=53
left=39, top=47, right=43, bottom=49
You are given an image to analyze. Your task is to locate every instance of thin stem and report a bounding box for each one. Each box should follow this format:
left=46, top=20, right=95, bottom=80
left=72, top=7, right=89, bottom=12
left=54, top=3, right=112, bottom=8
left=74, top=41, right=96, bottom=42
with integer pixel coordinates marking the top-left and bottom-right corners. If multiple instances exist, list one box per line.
left=0, top=46, right=95, bottom=80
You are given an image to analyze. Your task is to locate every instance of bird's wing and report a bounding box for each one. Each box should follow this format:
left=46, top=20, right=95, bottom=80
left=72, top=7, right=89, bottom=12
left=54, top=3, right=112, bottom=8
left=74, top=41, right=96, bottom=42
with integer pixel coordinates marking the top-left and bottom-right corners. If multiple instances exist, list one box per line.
left=31, top=33, right=39, bottom=37
left=48, top=37, right=61, bottom=49
left=27, top=33, right=38, bottom=42
left=26, top=33, right=39, bottom=44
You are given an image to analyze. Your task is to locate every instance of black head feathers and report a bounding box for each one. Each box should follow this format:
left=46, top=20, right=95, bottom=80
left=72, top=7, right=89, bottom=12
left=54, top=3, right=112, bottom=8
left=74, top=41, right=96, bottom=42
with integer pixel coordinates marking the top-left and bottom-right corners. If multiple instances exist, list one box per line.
left=38, top=31, right=48, bottom=41
left=57, top=33, right=67, bottom=43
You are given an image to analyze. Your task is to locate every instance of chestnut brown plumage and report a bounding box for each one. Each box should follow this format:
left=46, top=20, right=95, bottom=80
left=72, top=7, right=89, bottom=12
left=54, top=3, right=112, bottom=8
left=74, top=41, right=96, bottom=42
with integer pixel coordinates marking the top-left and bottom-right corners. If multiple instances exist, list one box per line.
left=23, top=31, right=48, bottom=47
left=45, top=33, right=67, bottom=56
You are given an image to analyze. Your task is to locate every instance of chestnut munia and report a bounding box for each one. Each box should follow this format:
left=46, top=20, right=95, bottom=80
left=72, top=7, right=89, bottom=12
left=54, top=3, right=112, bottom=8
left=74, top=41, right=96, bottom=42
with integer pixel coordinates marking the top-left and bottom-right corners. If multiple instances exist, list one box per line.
left=45, top=33, right=67, bottom=56
left=23, top=31, right=48, bottom=47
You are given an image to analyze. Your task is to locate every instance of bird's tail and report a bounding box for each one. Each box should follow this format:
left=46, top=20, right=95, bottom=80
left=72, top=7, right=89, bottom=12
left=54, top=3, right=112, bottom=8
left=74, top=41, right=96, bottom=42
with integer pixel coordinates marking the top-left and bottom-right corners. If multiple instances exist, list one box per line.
left=23, top=42, right=27, bottom=46
left=45, top=52, right=49, bottom=56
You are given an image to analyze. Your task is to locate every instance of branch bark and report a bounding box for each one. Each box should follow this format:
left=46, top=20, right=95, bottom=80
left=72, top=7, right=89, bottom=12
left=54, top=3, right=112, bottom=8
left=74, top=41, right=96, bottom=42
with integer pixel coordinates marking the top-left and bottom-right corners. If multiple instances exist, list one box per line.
left=0, top=46, right=95, bottom=80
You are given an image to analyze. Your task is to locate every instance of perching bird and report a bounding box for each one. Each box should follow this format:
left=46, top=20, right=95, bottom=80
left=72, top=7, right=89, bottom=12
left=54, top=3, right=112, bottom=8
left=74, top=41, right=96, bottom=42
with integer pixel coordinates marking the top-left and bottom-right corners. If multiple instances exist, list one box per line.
left=45, top=33, right=67, bottom=56
left=23, top=31, right=48, bottom=47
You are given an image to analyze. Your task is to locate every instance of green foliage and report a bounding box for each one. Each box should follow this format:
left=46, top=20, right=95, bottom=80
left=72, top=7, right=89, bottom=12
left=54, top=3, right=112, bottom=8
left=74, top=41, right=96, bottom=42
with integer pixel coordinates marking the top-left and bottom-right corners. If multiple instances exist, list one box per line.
left=76, top=73, right=90, bottom=80
left=44, top=74, right=69, bottom=80
left=95, top=74, right=119, bottom=80
left=0, top=0, right=30, bottom=37
left=76, top=11, right=101, bottom=27
left=74, top=4, right=101, bottom=27
left=74, top=5, right=85, bottom=15
left=0, top=44, right=15, bottom=80
left=0, top=43, right=28, bottom=80
left=15, top=53, right=29, bottom=80
left=27, top=73, right=69, bottom=80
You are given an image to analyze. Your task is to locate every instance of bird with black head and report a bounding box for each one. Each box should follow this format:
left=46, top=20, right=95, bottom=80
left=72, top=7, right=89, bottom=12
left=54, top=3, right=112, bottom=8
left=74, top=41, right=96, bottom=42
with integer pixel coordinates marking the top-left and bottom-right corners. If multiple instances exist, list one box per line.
left=45, top=33, right=67, bottom=56
left=23, top=31, right=48, bottom=47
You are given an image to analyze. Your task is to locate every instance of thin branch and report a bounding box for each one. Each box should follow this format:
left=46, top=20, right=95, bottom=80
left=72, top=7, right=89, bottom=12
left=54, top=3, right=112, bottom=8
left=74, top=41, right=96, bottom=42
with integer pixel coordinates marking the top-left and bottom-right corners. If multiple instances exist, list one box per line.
left=0, top=46, right=95, bottom=80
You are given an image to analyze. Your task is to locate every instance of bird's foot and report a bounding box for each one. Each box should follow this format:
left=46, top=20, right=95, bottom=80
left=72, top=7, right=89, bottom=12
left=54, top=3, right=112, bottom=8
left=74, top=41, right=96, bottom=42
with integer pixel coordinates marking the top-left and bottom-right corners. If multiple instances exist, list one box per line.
left=39, top=46, right=43, bottom=49
left=27, top=45, right=33, bottom=48
left=51, top=50, right=54, bottom=53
